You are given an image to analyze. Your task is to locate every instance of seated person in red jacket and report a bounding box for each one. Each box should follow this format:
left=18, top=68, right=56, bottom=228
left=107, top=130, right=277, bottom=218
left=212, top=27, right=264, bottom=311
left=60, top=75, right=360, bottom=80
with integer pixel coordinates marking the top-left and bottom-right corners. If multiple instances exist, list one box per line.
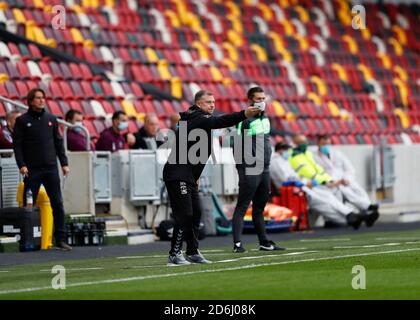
left=65, top=109, right=96, bottom=151
left=96, top=111, right=129, bottom=152
left=0, top=110, right=21, bottom=149
left=130, top=113, right=163, bottom=150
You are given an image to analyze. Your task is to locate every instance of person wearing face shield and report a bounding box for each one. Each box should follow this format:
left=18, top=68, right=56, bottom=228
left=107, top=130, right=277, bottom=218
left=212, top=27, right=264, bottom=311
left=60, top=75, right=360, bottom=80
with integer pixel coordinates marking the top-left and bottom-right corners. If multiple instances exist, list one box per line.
left=289, top=134, right=366, bottom=229
left=96, top=111, right=129, bottom=152
left=13, top=88, right=71, bottom=251
left=271, top=142, right=358, bottom=228
left=231, top=87, right=285, bottom=253
left=65, top=109, right=96, bottom=151
left=314, top=135, right=379, bottom=227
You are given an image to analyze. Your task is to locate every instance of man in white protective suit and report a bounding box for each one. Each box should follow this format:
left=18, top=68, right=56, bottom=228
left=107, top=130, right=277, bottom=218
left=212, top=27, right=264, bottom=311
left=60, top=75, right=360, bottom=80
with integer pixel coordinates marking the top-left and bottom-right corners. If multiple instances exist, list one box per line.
left=270, top=142, right=363, bottom=229
left=314, top=134, right=379, bottom=227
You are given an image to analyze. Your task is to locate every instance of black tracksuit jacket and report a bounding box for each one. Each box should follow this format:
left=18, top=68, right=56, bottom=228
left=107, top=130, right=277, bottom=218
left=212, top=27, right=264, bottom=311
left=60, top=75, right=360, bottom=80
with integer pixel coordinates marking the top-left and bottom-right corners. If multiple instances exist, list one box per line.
left=163, top=105, right=247, bottom=184
left=13, top=108, right=68, bottom=169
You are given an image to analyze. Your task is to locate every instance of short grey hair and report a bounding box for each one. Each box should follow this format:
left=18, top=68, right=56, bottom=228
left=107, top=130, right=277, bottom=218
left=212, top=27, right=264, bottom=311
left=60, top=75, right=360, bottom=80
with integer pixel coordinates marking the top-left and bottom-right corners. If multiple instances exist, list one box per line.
left=194, top=90, right=213, bottom=104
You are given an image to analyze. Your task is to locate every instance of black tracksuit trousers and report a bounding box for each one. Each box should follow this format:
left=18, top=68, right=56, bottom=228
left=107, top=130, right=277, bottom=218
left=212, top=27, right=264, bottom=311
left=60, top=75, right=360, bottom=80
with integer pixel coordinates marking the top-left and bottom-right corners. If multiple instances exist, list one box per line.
left=232, top=167, right=270, bottom=244
left=23, top=165, right=66, bottom=244
left=165, top=180, right=201, bottom=256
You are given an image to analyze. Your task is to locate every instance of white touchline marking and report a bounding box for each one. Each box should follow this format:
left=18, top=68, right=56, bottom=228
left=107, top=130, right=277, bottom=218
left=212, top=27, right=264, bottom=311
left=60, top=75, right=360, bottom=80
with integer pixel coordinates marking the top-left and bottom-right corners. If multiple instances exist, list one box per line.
left=2, top=247, right=419, bottom=295
left=300, top=238, right=351, bottom=242
left=375, top=237, right=420, bottom=241
left=250, top=247, right=308, bottom=251
left=0, top=271, right=10, bottom=273
left=200, top=249, right=225, bottom=253
left=405, top=241, right=420, bottom=245
left=117, top=253, right=232, bottom=259
left=227, top=251, right=319, bottom=262
left=334, top=243, right=402, bottom=249
left=39, top=267, right=104, bottom=272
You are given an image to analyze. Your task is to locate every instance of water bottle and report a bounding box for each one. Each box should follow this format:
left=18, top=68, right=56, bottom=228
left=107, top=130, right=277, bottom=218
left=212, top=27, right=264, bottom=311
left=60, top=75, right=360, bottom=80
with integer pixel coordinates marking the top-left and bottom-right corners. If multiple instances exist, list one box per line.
left=26, top=189, right=33, bottom=208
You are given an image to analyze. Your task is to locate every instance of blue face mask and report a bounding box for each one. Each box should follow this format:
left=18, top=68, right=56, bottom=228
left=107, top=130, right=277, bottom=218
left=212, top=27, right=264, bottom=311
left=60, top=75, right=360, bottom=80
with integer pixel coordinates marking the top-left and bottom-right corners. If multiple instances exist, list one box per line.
left=73, top=121, right=83, bottom=133
left=320, top=144, right=331, bottom=156
left=118, top=121, right=128, bottom=131
left=281, top=151, right=290, bottom=160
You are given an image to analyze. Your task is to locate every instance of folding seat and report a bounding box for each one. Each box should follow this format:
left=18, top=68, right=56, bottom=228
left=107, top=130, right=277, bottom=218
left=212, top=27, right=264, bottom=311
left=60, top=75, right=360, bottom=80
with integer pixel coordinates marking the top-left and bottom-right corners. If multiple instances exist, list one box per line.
left=99, top=80, right=114, bottom=98
left=0, top=42, right=12, bottom=60
left=111, top=100, right=124, bottom=112
left=5, top=61, right=20, bottom=80
left=133, top=100, right=146, bottom=113
left=47, top=100, right=63, bottom=117
left=7, top=42, right=21, bottom=58
left=81, top=100, right=95, bottom=117
left=91, top=80, right=105, bottom=98
left=99, top=99, right=116, bottom=114
left=59, top=62, right=73, bottom=80
left=38, top=60, right=52, bottom=75
left=130, top=82, right=144, bottom=98
left=68, top=81, right=84, bottom=100
left=57, top=100, right=70, bottom=116
left=93, top=119, right=107, bottom=135
left=14, top=80, right=28, bottom=98
left=48, top=81, right=64, bottom=99
left=25, top=60, right=42, bottom=80
left=3, top=81, right=21, bottom=100
left=66, top=100, right=82, bottom=114
left=120, top=82, right=133, bottom=95
left=152, top=100, right=165, bottom=116
left=57, top=80, right=75, bottom=100
left=110, top=81, right=126, bottom=99
left=331, top=135, right=341, bottom=145
left=172, top=100, right=183, bottom=112
left=80, top=81, right=96, bottom=99
left=48, top=61, right=65, bottom=80
left=83, top=119, right=99, bottom=139
left=90, top=100, right=107, bottom=118
left=363, top=134, right=374, bottom=144
left=161, top=100, right=175, bottom=114
left=142, top=100, right=156, bottom=113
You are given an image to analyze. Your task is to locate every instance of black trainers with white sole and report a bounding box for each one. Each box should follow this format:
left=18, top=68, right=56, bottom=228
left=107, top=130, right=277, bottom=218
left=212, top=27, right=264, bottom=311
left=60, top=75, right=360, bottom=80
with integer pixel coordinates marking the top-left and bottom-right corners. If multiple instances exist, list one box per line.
left=233, top=242, right=246, bottom=253
left=259, top=240, right=285, bottom=251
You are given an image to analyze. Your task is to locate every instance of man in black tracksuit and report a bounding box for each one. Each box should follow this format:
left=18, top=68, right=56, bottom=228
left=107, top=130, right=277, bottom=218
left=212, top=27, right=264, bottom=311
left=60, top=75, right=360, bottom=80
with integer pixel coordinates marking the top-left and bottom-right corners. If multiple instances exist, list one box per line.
left=13, top=88, right=72, bottom=251
left=232, top=87, right=285, bottom=253
left=163, top=90, right=261, bottom=265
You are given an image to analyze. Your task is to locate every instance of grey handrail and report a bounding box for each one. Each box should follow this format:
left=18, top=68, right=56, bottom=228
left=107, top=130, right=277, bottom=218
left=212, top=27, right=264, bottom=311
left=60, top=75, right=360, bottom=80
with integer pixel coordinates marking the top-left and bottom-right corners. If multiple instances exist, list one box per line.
left=0, top=95, right=91, bottom=151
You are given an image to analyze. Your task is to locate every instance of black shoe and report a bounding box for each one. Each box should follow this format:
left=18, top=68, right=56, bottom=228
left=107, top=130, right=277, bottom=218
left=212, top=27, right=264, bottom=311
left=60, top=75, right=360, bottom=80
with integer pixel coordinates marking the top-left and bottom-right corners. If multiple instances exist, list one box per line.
left=365, top=210, right=379, bottom=227
left=324, top=221, right=342, bottom=228
left=346, top=213, right=363, bottom=230
left=56, top=241, right=72, bottom=251
left=259, top=240, right=286, bottom=251
left=233, top=242, right=246, bottom=253
left=368, top=204, right=379, bottom=212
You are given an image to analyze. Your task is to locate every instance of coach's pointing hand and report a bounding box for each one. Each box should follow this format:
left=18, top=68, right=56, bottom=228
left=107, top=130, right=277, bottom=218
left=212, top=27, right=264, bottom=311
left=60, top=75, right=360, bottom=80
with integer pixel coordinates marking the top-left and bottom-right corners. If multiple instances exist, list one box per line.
left=244, top=107, right=261, bottom=118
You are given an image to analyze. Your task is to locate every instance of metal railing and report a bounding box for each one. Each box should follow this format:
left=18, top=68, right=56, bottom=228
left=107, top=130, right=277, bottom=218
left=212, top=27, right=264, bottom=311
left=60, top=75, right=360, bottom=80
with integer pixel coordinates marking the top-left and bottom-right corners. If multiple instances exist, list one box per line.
left=0, top=95, right=91, bottom=151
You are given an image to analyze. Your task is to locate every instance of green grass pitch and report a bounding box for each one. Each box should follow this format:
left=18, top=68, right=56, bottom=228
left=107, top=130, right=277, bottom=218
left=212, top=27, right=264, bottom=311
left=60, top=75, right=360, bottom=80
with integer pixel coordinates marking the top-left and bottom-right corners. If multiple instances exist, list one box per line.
left=1, top=229, right=420, bottom=300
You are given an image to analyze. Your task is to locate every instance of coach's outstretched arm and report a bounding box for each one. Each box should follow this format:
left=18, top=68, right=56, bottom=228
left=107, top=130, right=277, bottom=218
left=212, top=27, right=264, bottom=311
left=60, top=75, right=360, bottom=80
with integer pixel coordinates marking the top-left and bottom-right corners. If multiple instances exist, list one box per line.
left=201, top=106, right=262, bottom=130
